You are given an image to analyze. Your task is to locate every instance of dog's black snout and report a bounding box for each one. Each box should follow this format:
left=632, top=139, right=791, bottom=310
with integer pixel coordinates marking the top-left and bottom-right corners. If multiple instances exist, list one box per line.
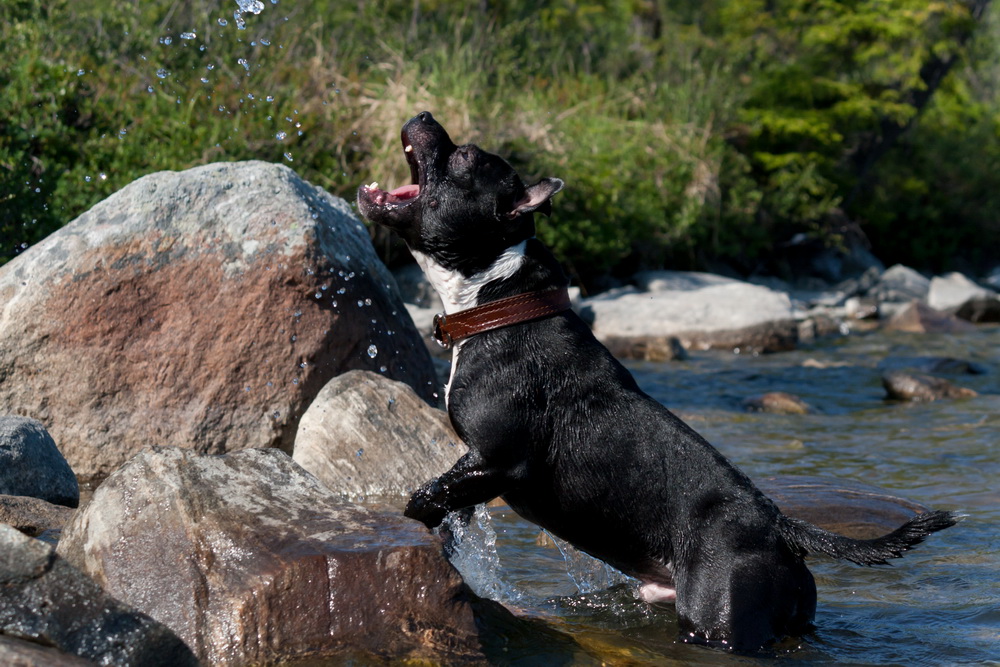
left=417, top=111, right=433, bottom=124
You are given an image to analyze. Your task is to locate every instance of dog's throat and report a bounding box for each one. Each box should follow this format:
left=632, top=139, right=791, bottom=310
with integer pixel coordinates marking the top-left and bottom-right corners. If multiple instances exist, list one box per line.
left=432, top=288, right=572, bottom=349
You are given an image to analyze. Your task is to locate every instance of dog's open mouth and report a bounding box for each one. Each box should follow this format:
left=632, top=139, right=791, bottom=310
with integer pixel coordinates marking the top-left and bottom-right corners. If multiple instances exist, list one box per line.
left=361, top=130, right=421, bottom=208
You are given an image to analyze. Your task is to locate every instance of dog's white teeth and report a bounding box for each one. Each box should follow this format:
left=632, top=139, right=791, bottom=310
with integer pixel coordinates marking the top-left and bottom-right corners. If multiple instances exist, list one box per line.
left=404, top=145, right=413, bottom=153
left=368, top=181, right=379, bottom=190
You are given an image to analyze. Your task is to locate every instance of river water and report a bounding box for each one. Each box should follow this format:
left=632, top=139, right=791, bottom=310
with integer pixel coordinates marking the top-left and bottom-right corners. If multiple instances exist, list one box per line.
left=443, top=327, right=999, bottom=665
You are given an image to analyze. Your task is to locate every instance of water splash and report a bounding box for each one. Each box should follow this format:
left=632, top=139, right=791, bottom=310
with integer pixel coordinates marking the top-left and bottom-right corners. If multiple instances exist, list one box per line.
left=366, top=344, right=378, bottom=359
left=443, top=505, right=523, bottom=605
left=236, top=0, right=265, bottom=14
left=547, top=532, right=634, bottom=594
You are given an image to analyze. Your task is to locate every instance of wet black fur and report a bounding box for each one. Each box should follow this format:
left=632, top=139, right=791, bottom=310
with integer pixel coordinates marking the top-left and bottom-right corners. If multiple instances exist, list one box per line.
left=356, top=112, right=958, bottom=652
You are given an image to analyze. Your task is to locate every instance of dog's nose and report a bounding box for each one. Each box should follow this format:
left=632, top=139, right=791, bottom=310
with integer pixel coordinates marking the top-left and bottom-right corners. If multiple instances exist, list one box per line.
left=417, top=111, right=434, bottom=124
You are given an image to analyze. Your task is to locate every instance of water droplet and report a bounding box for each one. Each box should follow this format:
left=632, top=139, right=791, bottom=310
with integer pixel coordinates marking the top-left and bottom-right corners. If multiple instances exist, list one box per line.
left=84, top=175, right=92, bottom=182
left=367, top=344, right=378, bottom=358
left=265, top=95, right=274, bottom=102
left=180, top=31, right=197, bottom=40
left=283, top=152, right=293, bottom=161
left=364, top=298, right=372, bottom=306
left=238, top=0, right=266, bottom=14
left=99, top=173, right=107, bottom=180
left=292, top=378, right=299, bottom=385
left=161, top=36, right=173, bottom=45
left=156, top=68, right=171, bottom=79
left=77, top=69, right=85, bottom=76
left=201, top=77, right=210, bottom=84
left=260, top=38, right=271, bottom=46
left=379, top=366, right=387, bottom=373
left=272, top=410, right=280, bottom=419
left=275, top=131, right=287, bottom=140
left=207, top=63, right=215, bottom=70
left=314, top=292, right=322, bottom=299
left=356, top=448, right=364, bottom=458
left=146, top=85, right=154, bottom=93
left=237, top=57, right=250, bottom=71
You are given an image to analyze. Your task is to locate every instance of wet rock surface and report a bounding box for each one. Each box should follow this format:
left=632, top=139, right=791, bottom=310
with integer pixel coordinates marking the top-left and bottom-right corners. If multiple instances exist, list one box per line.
left=56, top=446, right=487, bottom=665
left=0, top=161, right=436, bottom=481
left=0, top=417, right=78, bottom=508
left=883, top=300, right=977, bottom=334
left=0, top=634, right=96, bottom=666
left=294, top=370, right=464, bottom=497
left=742, top=392, right=813, bottom=415
left=0, top=524, right=197, bottom=666
left=882, top=370, right=978, bottom=402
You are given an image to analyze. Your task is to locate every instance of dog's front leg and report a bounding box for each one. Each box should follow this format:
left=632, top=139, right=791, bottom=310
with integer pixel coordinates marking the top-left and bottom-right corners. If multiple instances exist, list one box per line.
left=405, top=450, right=513, bottom=529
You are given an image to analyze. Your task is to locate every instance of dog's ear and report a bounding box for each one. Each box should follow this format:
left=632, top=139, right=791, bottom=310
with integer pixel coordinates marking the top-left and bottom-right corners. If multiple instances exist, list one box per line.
left=508, top=178, right=564, bottom=218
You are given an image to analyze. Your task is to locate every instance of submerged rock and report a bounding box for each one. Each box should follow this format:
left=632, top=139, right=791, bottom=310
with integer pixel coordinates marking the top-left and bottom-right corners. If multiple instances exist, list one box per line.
left=294, top=370, right=464, bottom=497
left=0, top=524, right=197, bottom=666
left=882, top=370, right=978, bottom=402
left=742, top=392, right=813, bottom=415
left=0, top=161, right=436, bottom=481
left=56, top=446, right=486, bottom=665
left=581, top=272, right=798, bottom=353
left=0, top=417, right=78, bottom=507
left=758, top=475, right=932, bottom=540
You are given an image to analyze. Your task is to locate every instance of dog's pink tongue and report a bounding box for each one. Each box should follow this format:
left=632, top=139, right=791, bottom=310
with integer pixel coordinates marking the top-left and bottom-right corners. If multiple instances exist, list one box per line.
left=389, top=184, right=420, bottom=200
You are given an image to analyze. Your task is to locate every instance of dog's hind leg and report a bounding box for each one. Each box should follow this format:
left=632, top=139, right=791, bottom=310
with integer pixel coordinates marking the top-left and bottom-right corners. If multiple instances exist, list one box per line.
left=404, top=449, right=516, bottom=529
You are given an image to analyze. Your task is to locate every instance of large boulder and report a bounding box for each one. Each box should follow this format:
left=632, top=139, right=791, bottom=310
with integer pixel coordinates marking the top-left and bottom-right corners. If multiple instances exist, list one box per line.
left=927, top=272, right=1000, bottom=323
left=0, top=161, right=437, bottom=481
left=870, top=264, right=930, bottom=304
left=0, top=417, right=78, bottom=507
left=0, top=524, right=197, bottom=666
left=581, top=272, right=798, bottom=353
left=294, top=370, right=465, bottom=497
left=56, top=446, right=486, bottom=665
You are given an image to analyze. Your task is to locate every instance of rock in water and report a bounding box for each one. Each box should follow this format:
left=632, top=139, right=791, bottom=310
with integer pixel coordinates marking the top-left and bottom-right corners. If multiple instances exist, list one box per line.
left=294, top=370, right=465, bottom=497
left=56, top=446, right=485, bottom=665
left=0, top=524, right=197, bottom=666
left=581, top=272, right=798, bottom=353
left=0, top=162, right=437, bottom=481
left=0, top=416, right=79, bottom=507
left=882, top=370, right=978, bottom=401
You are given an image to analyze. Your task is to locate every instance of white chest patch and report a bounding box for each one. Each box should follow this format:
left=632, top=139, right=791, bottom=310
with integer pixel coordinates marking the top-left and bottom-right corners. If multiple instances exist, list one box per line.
left=411, top=242, right=528, bottom=406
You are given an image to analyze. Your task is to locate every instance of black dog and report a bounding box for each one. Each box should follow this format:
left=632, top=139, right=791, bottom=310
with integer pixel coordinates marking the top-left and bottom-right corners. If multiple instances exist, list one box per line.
left=357, top=112, right=957, bottom=651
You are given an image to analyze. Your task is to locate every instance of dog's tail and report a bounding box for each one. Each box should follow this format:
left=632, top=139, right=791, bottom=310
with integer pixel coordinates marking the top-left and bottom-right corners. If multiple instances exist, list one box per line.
left=778, top=510, right=958, bottom=566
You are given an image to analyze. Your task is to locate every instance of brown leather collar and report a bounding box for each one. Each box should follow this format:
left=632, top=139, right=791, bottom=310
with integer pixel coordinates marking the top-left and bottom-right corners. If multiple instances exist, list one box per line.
left=432, top=287, right=572, bottom=349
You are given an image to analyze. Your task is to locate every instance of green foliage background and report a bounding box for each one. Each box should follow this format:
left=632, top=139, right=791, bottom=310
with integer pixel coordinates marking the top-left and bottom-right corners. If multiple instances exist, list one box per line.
left=2, top=0, right=997, bottom=287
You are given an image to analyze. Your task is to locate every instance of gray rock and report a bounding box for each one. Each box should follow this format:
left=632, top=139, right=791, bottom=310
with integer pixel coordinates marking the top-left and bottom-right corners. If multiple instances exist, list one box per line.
left=927, top=272, right=1000, bottom=323
left=0, top=524, right=197, bottom=666
left=57, top=446, right=486, bottom=665
left=0, top=161, right=437, bottom=481
left=294, top=370, right=465, bottom=497
left=870, top=264, right=930, bottom=303
left=0, top=495, right=75, bottom=538
left=0, top=417, right=78, bottom=507
left=583, top=272, right=798, bottom=352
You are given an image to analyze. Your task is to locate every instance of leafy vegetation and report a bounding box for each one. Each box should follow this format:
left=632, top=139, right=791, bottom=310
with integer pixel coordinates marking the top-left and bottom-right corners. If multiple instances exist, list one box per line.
left=2, top=0, right=997, bottom=287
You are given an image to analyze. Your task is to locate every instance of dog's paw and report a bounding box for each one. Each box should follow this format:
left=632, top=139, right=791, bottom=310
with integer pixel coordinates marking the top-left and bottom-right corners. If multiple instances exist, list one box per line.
left=404, top=483, right=448, bottom=529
